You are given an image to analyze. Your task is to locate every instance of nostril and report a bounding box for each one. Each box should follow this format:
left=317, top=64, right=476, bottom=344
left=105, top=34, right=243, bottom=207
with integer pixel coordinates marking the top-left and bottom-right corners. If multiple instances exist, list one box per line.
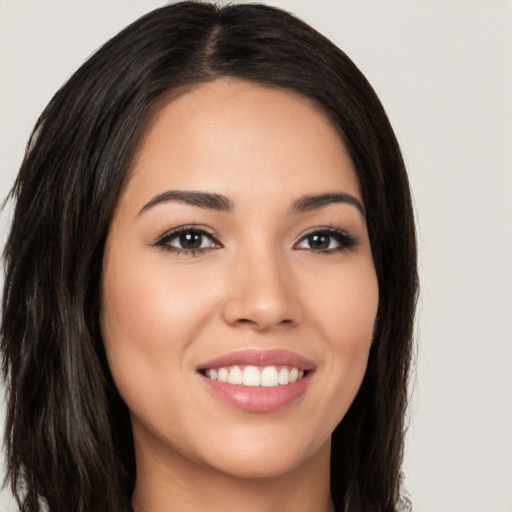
left=235, top=318, right=255, bottom=326
left=233, top=317, right=295, bottom=330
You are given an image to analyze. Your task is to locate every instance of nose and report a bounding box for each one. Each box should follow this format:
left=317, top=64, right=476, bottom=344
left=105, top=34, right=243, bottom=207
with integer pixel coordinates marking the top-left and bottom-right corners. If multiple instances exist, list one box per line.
left=221, top=249, right=302, bottom=332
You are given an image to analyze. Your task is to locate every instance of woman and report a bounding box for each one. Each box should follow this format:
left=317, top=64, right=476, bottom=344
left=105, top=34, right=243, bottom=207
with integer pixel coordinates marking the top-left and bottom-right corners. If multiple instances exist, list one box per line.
left=1, top=2, right=417, bottom=511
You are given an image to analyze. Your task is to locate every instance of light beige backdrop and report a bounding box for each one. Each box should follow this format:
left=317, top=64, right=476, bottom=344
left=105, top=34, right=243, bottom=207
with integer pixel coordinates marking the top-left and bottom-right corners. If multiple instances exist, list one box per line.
left=1, top=1, right=511, bottom=511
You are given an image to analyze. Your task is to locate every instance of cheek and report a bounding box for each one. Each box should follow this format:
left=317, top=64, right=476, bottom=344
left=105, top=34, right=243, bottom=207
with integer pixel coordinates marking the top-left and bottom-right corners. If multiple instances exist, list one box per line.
left=304, top=255, right=378, bottom=346
left=102, top=243, right=216, bottom=343
left=333, top=265, right=377, bottom=362
left=303, top=258, right=378, bottom=416
left=99, top=247, right=217, bottom=409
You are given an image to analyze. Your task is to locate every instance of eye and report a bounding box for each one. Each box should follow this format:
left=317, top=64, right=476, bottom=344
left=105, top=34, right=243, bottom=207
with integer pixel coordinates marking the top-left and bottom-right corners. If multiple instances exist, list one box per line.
left=154, top=225, right=221, bottom=255
left=295, top=228, right=357, bottom=253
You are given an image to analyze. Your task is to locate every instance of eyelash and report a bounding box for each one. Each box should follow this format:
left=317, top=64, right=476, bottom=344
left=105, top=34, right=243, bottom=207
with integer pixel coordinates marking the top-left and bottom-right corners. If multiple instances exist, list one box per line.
left=294, top=227, right=358, bottom=254
left=154, top=225, right=358, bottom=256
left=154, top=224, right=221, bottom=256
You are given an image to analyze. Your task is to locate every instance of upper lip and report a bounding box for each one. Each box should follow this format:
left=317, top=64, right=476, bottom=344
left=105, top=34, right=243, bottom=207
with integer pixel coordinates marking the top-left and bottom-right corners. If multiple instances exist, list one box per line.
left=197, top=349, right=316, bottom=371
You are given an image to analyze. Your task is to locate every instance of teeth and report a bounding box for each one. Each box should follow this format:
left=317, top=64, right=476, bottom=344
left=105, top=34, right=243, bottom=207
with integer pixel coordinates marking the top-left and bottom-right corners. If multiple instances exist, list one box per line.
left=227, top=366, right=243, bottom=384
left=278, top=367, right=290, bottom=385
left=243, top=366, right=261, bottom=386
left=261, top=366, right=279, bottom=387
left=205, top=365, right=306, bottom=387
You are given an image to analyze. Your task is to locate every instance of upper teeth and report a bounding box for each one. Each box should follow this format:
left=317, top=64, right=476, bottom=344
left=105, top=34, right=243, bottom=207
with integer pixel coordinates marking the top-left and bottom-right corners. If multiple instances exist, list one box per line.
left=205, top=365, right=305, bottom=387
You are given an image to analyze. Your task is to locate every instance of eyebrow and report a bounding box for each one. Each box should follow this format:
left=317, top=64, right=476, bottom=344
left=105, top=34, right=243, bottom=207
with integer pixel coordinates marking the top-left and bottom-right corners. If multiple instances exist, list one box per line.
left=290, top=192, right=365, bottom=216
left=138, top=190, right=233, bottom=215
left=138, top=190, right=364, bottom=216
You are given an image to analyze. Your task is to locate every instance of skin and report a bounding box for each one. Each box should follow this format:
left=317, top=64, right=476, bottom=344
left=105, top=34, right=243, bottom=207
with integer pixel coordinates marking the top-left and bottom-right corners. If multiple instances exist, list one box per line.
left=101, top=78, right=379, bottom=512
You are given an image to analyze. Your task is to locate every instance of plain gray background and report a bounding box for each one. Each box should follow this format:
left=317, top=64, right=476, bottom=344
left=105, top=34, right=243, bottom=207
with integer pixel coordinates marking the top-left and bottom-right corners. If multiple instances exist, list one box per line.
left=1, top=1, right=511, bottom=511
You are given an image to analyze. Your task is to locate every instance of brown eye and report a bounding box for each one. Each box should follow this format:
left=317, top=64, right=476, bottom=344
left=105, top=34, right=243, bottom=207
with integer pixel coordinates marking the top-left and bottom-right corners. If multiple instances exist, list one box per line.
left=305, top=233, right=331, bottom=250
left=295, top=228, right=358, bottom=253
left=177, top=231, right=205, bottom=249
left=155, top=226, right=221, bottom=254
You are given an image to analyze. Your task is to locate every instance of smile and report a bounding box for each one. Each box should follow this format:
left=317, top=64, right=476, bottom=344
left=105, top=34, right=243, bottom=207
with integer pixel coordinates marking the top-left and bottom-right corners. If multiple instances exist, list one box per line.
left=203, top=365, right=306, bottom=387
left=197, top=349, right=315, bottom=412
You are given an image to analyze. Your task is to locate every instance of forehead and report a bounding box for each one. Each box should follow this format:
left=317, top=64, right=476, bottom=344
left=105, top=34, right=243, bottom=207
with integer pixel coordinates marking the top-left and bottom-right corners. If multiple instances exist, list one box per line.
left=124, top=78, right=361, bottom=208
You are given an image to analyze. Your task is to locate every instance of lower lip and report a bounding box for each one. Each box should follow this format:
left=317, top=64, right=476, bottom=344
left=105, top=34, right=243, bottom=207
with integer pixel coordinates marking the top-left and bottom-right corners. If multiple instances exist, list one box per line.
left=200, top=373, right=312, bottom=412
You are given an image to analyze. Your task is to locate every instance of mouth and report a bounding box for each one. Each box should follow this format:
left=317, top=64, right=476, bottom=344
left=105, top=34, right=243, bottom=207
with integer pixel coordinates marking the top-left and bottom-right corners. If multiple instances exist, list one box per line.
left=200, top=365, right=308, bottom=387
left=197, top=349, right=315, bottom=412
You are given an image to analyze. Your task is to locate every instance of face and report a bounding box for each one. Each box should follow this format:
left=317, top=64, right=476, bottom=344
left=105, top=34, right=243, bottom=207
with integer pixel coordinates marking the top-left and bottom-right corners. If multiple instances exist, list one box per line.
left=101, top=78, right=378, bottom=480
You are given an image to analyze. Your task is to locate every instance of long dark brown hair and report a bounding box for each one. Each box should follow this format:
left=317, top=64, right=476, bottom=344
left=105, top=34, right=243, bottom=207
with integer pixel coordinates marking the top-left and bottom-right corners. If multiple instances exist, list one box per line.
left=1, top=2, right=417, bottom=511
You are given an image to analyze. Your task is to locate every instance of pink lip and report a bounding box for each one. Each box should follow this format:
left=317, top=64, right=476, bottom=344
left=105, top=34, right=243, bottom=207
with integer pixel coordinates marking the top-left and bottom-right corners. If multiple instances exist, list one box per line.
left=197, top=349, right=315, bottom=413
left=196, top=349, right=316, bottom=371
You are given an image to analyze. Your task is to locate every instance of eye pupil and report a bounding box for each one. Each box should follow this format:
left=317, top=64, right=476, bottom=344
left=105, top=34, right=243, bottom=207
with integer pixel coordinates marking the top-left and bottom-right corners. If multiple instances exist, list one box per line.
left=179, top=231, right=202, bottom=249
left=308, top=234, right=329, bottom=250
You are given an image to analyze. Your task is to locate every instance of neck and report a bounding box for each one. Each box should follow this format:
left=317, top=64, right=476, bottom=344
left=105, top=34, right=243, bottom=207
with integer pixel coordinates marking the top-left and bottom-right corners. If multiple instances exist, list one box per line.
left=131, top=432, right=335, bottom=512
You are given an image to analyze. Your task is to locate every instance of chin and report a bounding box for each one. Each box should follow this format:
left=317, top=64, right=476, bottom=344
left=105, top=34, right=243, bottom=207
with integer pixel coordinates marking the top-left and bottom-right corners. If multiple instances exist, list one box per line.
left=194, top=427, right=329, bottom=480
left=212, top=451, right=301, bottom=479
